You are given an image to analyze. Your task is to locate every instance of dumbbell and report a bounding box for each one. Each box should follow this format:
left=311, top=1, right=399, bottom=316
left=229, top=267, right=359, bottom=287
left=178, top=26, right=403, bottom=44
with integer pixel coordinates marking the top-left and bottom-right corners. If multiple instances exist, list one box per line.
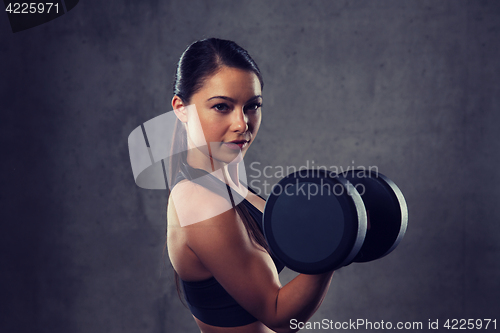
left=262, top=169, right=408, bottom=274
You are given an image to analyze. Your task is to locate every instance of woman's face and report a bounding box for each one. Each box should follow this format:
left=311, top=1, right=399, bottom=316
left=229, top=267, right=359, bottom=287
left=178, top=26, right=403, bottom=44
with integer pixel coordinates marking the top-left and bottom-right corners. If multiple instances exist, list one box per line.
left=177, top=66, right=262, bottom=168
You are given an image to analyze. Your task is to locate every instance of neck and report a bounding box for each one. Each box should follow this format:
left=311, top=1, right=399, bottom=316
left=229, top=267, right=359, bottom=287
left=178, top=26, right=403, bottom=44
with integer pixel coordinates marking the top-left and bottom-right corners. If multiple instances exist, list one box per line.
left=186, top=149, right=242, bottom=190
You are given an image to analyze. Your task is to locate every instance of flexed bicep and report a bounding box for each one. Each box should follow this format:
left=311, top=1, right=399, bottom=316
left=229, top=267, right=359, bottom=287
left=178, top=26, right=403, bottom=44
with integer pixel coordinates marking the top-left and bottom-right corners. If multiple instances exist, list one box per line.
left=183, top=200, right=283, bottom=326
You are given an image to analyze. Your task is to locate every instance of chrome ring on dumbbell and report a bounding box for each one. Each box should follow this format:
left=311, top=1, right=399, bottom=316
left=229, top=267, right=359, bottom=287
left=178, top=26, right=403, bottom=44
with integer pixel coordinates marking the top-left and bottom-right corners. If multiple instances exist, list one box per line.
left=339, top=170, right=408, bottom=263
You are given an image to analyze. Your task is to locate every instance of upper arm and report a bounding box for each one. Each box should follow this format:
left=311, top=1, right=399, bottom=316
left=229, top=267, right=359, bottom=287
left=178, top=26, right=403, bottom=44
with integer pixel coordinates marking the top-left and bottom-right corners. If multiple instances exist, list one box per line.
left=174, top=183, right=283, bottom=326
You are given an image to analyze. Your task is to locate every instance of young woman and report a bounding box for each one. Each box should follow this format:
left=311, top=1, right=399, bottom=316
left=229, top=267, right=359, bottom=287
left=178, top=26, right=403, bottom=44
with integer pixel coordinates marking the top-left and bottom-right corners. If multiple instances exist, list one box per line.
left=166, top=38, right=334, bottom=333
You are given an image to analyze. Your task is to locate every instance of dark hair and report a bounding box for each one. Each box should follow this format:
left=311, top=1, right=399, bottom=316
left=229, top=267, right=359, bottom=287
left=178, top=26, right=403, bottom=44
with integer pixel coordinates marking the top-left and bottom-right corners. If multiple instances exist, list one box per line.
left=173, top=38, right=263, bottom=103
left=167, top=38, right=268, bottom=302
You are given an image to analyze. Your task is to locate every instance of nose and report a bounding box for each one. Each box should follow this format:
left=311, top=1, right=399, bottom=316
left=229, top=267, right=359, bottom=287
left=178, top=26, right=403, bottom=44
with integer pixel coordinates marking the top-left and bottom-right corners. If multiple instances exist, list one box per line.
left=231, top=108, right=248, bottom=133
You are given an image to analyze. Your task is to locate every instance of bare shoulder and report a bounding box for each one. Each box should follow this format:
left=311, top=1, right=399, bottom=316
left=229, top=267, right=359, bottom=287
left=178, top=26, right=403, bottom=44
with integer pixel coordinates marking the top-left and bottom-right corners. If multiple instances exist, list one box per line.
left=169, top=179, right=235, bottom=227
left=167, top=179, right=246, bottom=279
left=169, top=179, right=262, bottom=252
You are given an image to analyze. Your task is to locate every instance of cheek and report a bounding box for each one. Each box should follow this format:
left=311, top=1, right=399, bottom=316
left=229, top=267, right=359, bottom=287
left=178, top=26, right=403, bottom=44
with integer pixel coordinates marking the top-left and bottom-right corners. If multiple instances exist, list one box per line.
left=185, top=107, right=209, bottom=146
left=193, top=111, right=227, bottom=144
left=249, top=113, right=262, bottom=135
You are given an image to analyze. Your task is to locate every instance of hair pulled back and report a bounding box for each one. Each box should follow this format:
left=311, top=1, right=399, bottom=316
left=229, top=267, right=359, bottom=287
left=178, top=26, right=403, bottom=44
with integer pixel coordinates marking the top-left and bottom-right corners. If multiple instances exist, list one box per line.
left=173, top=38, right=263, bottom=103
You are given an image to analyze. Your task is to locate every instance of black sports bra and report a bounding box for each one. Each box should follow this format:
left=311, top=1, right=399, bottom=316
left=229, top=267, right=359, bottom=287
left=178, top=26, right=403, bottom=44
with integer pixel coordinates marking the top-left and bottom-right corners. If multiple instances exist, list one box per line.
left=173, top=164, right=284, bottom=327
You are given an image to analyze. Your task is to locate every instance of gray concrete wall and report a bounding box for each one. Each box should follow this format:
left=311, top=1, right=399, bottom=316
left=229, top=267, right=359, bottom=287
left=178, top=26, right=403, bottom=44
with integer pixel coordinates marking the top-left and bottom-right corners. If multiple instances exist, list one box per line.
left=1, top=1, right=499, bottom=332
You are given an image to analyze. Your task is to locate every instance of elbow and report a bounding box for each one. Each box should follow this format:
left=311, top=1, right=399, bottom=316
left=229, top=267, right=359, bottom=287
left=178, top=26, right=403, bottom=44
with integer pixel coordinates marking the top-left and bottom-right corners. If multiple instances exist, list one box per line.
left=259, top=311, right=296, bottom=332
left=265, top=320, right=296, bottom=333
left=259, top=288, right=299, bottom=332
left=263, top=289, right=295, bottom=332
left=262, top=313, right=297, bottom=333
left=260, top=313, right=292, bottom=332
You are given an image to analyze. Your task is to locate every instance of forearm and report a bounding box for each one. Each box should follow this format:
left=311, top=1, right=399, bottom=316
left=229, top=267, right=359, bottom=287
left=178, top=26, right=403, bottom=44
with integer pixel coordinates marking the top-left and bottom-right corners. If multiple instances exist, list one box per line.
left=269, top=271, right=335, bottom=332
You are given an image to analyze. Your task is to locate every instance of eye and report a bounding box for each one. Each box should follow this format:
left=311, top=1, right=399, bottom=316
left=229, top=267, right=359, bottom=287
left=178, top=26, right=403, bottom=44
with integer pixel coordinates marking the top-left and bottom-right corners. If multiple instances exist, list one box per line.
left=213, top=103, right=230, bottom=112
left=245, top=102, right=262, bottom=112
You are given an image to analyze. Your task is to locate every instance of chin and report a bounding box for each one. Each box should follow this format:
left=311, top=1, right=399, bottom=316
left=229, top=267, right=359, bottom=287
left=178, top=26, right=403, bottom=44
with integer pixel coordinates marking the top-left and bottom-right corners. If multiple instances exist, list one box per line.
left=216, top=150, right=246, bottom=165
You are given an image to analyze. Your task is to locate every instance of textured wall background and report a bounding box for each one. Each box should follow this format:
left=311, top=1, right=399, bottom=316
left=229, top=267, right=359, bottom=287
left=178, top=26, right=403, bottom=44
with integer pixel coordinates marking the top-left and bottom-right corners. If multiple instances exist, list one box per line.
left=1, top=1, right=499, bottom=332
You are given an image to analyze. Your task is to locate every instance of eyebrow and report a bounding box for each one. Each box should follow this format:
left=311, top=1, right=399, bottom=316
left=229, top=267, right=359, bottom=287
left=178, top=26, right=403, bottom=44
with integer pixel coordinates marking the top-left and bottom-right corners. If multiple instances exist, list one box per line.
left=207, top=95, right=262, bottom=104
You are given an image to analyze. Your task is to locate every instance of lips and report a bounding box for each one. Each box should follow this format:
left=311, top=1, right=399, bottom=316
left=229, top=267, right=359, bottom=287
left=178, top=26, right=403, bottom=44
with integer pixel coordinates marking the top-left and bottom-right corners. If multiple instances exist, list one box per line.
left=224, top=140, right=249, bottom=150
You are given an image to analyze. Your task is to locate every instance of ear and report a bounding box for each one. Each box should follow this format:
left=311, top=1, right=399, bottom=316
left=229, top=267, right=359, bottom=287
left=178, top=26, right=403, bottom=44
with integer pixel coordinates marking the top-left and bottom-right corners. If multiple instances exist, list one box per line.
left=172, top=95, right=188, bottom=123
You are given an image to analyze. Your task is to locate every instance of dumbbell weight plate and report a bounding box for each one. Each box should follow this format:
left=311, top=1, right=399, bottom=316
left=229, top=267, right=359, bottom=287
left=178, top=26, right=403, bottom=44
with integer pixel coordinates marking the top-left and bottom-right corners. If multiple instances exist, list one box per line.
left=338, top=170, right=408, bottom=263
left=263, top=170, right=367, bottom=274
